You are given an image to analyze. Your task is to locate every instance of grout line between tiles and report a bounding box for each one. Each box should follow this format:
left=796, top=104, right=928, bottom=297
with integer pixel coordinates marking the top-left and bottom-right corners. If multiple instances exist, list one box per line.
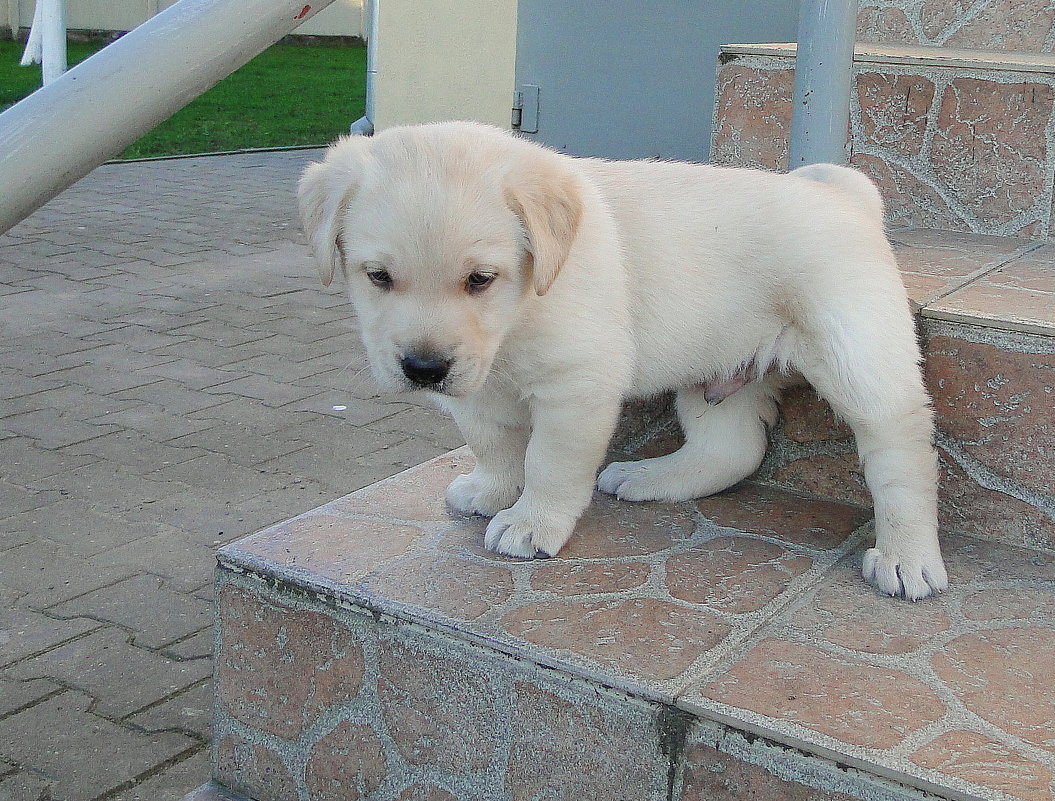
left=916, top=240, right=1048, bottom=310
left=668, top=523, right=877, bottom=699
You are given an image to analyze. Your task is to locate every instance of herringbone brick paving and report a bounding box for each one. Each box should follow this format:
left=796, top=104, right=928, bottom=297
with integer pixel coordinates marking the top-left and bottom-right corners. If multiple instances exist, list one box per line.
left=0, top=150, right=464, bottom=800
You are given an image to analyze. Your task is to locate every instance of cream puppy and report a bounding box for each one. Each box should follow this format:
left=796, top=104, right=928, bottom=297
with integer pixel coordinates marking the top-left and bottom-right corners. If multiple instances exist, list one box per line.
left=298, top=121, right=948, bottom=600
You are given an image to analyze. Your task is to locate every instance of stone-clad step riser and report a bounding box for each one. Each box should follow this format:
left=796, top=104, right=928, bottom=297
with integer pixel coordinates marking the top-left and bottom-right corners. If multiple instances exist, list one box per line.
left=208, top=569, right=939, bottom=801
left=712, top=53, right=1055, bottom=237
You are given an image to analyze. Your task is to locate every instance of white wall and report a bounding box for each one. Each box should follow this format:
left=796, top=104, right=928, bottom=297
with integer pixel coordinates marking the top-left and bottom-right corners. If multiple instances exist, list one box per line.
left=291, top=0, right=365, bottom=38
left=8, top=0, right=365, bottom=37
left=372, top=0, right=518, bottom=130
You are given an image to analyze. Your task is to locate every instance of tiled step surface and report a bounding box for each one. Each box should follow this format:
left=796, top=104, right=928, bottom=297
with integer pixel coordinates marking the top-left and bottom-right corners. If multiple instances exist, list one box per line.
left=712, top=43, right=1055, bottom=237
left=203, top=448, right=1055, bottom=801
left=856, top=0, right=1055, bottom=51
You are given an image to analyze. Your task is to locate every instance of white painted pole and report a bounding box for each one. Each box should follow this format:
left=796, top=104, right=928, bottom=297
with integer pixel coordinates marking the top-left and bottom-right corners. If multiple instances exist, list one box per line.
left=0, top=0, right=337, bottom=235
left=19, top=0, right=43, bottom=66
left=39, top=0, right=67, bottom=85
left=19, top=0, right=66, bottom=82
left=7, top=0, right=21, bottom=39
left=788, top=0, right=860, bottom=167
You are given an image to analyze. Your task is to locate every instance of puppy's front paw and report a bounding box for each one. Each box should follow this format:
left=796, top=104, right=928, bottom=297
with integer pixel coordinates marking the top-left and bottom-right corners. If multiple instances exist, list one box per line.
left=446, top=471, right=521, bottom=517
left=863, top=547, right=949, bottom=600
left=484, top=505, right=574, bottom=559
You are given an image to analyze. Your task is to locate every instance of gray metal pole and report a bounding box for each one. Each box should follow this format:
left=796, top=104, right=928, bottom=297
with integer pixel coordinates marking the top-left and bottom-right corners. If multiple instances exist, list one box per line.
left=349, top=0, right=377, bottom=134
left=788, top=0, right=859, bottom=167
left=0, top=0, right=336, bottom=235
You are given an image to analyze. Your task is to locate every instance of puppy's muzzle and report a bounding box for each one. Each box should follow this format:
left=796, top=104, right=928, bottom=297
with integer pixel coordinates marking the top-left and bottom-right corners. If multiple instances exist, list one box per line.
left=400, top=350, right=452, bottom=388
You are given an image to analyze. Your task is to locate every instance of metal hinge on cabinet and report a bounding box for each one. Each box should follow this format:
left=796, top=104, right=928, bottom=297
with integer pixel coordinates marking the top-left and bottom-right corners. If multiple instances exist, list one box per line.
left=511, top=85, right=540, bottom=133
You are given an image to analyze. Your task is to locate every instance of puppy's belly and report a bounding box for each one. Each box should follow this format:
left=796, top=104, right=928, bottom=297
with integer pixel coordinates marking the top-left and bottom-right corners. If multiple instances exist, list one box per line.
left=628, top=327, right=794, bottom=400
left=702, top=368, right=752, bottom=403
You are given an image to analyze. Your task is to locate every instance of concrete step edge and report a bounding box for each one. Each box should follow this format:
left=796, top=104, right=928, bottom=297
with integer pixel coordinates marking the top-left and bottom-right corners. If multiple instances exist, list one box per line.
left=721, top=42, right=1055, bottom=74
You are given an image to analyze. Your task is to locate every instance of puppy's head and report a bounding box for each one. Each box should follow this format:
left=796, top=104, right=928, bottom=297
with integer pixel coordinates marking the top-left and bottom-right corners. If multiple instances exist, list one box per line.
left=297, top=122, right=582, bottom=397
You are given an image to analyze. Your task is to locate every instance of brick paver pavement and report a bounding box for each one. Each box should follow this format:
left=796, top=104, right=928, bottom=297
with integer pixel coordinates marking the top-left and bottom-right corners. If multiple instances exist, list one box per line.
left=0, top=150, right=464, bottom=800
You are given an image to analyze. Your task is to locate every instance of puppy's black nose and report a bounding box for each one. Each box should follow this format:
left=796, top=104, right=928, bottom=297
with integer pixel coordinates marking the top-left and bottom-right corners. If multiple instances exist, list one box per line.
left=400, top=352, right=451, bottom=387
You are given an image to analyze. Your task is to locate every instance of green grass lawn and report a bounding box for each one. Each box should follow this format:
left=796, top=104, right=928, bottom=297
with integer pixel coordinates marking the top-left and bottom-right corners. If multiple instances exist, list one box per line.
left=1, top=39, right=366, bottom=159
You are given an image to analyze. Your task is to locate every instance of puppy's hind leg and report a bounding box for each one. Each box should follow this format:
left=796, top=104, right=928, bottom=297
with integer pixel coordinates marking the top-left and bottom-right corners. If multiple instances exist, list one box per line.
left=598, top=378, right=782, bottom=502
left=797, top=302, right=948, bottom=600
left=854, top=408, right=948, bottom=599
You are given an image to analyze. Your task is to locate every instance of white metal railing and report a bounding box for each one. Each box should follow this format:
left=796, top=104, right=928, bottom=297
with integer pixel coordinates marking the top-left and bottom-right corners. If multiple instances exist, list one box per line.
left=0, top=0, right=337, bottom=235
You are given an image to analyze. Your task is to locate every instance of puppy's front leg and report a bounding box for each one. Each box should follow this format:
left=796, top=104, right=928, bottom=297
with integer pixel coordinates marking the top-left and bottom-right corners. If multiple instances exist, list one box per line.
left=445, top=398, right=529, bottom=517
left=485, top=395, right=622, bottom=559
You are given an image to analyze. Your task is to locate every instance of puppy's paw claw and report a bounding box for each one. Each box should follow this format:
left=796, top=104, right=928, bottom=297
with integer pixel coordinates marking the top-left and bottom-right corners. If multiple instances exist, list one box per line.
left=597, top=461, right=664, bottom=502
left=484, top=508, right=571, bottom=559
left=446, top=472, right=520, bottom=517
left=863, top=547, right=948, bottom=601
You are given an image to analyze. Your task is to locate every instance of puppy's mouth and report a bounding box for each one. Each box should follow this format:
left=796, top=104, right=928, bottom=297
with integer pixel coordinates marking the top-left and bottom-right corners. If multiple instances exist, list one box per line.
left=401, top=373, right=453, bottom=396
left=404, top=371, right=483, bottom=398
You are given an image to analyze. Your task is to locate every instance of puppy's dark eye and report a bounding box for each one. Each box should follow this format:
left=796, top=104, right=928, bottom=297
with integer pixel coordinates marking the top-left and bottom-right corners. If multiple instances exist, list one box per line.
left=366, top=268, right=393, bottom=289
left=465, top=272, right=496, bottom=293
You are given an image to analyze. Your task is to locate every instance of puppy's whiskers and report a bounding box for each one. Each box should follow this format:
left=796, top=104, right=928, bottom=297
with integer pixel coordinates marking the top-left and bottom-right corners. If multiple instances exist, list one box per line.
left=331, top=359, right=374, bottom=388
left=486, top=356, right=518, bottom=389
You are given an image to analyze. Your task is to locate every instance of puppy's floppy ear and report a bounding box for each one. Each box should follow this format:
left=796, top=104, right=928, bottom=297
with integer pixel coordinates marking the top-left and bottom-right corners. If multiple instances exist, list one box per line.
left=297, top=136, right=371, bottom=286
left=504, top=154, right=583, bottom=296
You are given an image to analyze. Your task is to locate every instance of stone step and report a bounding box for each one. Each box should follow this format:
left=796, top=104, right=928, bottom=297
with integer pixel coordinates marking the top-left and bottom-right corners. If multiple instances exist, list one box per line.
left=197, top=445, right=1054, bottom=801
left=712, top=43, right=1055, bottom=237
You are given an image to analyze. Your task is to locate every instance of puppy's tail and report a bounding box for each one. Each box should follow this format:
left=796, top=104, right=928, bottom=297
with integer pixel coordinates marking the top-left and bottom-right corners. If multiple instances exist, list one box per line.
left=791, top=162, right=885, bottom=222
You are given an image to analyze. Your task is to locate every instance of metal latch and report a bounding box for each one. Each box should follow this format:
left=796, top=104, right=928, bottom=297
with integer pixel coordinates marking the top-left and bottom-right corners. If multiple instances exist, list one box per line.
left=511, top=85, right=540, bottom=133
